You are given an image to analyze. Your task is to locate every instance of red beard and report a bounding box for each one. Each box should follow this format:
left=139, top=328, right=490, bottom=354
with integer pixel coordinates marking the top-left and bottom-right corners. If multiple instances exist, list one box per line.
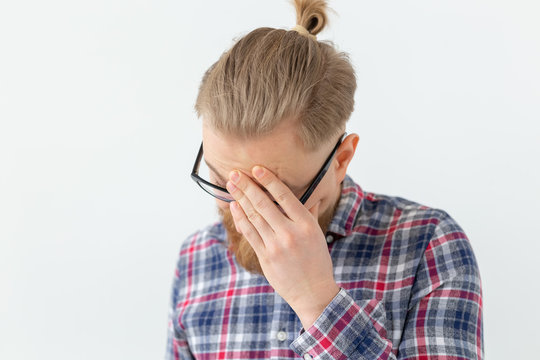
left=218, top=200, right=338, bottom=276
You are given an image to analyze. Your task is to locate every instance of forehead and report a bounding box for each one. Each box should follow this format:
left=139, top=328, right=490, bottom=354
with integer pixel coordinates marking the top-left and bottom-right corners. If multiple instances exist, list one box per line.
left=201, top=122, right=320, bottom=188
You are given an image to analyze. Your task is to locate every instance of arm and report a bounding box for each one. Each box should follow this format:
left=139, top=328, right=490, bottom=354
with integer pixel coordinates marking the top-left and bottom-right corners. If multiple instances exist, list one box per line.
left=290, top=214, right=484, bottom=359
left=225, top=167, right=483, bottom=359
left=165, top=307, right=193, bottom=360
left=165, top=245, right=195, bottom=360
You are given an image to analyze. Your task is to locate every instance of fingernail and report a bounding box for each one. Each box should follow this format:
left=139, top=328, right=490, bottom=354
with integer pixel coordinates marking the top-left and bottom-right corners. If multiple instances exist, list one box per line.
left=253, top=166, right=264, bottom=179
left=229, top=170, right=240, bottom=184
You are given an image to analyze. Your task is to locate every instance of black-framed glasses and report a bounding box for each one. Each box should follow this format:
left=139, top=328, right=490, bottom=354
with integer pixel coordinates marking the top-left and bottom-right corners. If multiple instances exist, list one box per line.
left=191, top=132, right=347, bottom=205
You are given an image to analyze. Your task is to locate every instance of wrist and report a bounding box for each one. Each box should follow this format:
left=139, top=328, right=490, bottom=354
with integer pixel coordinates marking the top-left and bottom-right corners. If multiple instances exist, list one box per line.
left=294, top=283, right=340, bottom=330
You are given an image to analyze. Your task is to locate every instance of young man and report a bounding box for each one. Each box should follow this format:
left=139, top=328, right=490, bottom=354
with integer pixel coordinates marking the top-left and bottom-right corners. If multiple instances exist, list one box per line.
left=166, top=1, right=483, bottom=359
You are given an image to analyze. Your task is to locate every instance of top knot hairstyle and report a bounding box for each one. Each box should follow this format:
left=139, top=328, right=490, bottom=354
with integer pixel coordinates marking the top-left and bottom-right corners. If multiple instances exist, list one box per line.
left=195, top=0, right=356, bottom=151
left=293, top=0, right=327, bottom=36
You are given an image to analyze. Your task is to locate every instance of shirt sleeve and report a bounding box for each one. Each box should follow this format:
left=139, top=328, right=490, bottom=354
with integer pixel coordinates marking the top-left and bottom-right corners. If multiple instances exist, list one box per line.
left=290, top=213, right=484, bottom=359
left=165, top=241, right=195, bottom=360
left=165, top=305, right=193, bottom=360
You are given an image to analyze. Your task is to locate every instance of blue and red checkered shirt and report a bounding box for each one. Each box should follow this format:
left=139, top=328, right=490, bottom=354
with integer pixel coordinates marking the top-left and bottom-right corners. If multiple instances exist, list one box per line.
left=166, top=175, right=484, bottom=359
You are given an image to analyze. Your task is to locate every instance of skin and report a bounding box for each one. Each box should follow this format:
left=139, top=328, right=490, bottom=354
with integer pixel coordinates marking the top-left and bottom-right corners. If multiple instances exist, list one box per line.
left=202, top=119, right=359, bottom=330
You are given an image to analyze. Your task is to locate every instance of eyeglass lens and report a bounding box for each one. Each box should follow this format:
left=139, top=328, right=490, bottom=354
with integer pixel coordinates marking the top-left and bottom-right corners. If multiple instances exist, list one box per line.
left=197, top=158, right=234, bottom=201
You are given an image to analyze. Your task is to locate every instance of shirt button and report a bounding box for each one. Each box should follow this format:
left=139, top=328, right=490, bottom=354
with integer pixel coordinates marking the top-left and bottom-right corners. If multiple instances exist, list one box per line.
left=303, top=354, right=313, bottom=360
left=276, top=330, right=287, bottom=341
left=326, top=234, right=334, bottom=243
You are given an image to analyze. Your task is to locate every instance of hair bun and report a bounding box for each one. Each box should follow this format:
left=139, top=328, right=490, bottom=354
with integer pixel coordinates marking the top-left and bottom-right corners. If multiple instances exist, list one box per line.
left=292, top=0, right=328, bottom=36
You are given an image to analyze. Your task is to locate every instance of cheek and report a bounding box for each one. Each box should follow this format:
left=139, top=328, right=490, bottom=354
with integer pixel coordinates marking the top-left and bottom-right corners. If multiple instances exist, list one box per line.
left=209, top=173, right=223, bottom=186
left=302, top=186, right=324, bottom=212
left=303, top=170, right=337, bottom=210
left=216, top=199, right=229, bottom=212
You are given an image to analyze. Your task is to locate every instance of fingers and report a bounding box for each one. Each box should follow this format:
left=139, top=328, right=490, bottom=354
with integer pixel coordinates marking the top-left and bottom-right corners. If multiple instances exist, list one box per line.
left=226, top=169, right=291, bottom=230
left=226, top=171, right=278, bottom=245
left=251, top=166, right=306, bottom=221
left=229, top=200, right=265, bottom=253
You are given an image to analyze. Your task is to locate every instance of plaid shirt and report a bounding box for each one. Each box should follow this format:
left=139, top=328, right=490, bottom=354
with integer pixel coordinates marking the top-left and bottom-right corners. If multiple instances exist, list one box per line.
left=166, top=175, right=484, bottom=359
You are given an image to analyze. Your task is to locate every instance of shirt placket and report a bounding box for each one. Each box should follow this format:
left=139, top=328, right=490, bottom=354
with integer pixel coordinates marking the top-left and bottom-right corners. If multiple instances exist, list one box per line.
left=268, top=291, right=303, bottom=359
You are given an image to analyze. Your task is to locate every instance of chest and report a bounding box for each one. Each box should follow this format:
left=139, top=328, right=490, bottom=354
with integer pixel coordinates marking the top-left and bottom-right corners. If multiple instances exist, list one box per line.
left=178, top=285, right=303, bottom=359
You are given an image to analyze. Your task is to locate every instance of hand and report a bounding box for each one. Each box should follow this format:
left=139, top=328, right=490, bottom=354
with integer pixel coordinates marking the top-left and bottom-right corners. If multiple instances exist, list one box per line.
left=226, top=166, right=340, bottom=329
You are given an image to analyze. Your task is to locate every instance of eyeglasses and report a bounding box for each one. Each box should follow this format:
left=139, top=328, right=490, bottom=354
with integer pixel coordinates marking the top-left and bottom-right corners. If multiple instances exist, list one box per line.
left=191, top=132, right=347, bottom=205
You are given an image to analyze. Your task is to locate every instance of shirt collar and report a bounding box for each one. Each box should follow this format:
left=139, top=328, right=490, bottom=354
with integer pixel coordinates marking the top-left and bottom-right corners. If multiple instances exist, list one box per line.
left=326, top=174, right=365, bottom=238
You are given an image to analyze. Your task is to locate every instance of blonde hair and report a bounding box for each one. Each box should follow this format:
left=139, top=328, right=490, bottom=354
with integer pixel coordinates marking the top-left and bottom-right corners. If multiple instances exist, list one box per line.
left=194, top=0, right=356, bottom=150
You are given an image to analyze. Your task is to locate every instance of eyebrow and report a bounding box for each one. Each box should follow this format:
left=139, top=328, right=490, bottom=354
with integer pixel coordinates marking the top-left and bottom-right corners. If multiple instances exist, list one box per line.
left=204, top=159, right=299, bottom=191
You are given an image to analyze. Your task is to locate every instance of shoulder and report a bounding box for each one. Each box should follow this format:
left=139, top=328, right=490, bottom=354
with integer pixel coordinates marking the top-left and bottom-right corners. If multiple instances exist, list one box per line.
left=340, top=175, right=454, bottom=238
left=345, top=176, right=479, bottom=274
left=173, top=221, right=228, bottom=275
left=177, top=221, right=228, bottom=259
left=366, top=192, right=473, bottom=258
left=364, top=189, right=480, bottom=280
left=361, top=188, right=449, bottom=228
left=331, top=175, right=453, bottom=241
left=169, top=221, right=229, bottom=298
left=363, top=188, right=475, bottom=262
left=359, top=187, right=481, bottom=294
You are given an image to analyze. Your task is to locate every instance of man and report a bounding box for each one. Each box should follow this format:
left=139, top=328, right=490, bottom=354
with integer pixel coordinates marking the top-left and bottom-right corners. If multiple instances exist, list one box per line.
left=166, top=1, right=484, bottom=359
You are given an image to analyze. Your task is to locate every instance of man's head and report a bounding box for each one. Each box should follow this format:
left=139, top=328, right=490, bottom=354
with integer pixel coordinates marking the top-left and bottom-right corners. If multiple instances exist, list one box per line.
left=202, top=120, right=358, bottom=274
left=192, top=0, right=359, bottom=274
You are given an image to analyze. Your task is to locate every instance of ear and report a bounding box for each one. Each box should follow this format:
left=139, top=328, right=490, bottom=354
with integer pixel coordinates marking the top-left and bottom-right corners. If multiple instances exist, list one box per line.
left=333, top=134, right=359, bottom=184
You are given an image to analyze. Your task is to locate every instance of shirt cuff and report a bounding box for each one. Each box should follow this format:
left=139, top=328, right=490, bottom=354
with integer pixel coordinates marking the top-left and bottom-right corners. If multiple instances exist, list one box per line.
left=290, top=288, right=392, bottom=359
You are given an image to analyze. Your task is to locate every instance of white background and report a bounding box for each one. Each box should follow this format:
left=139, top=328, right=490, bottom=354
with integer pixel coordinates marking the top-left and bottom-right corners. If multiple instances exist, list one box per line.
left=1, top=0, right=539, bottom=359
